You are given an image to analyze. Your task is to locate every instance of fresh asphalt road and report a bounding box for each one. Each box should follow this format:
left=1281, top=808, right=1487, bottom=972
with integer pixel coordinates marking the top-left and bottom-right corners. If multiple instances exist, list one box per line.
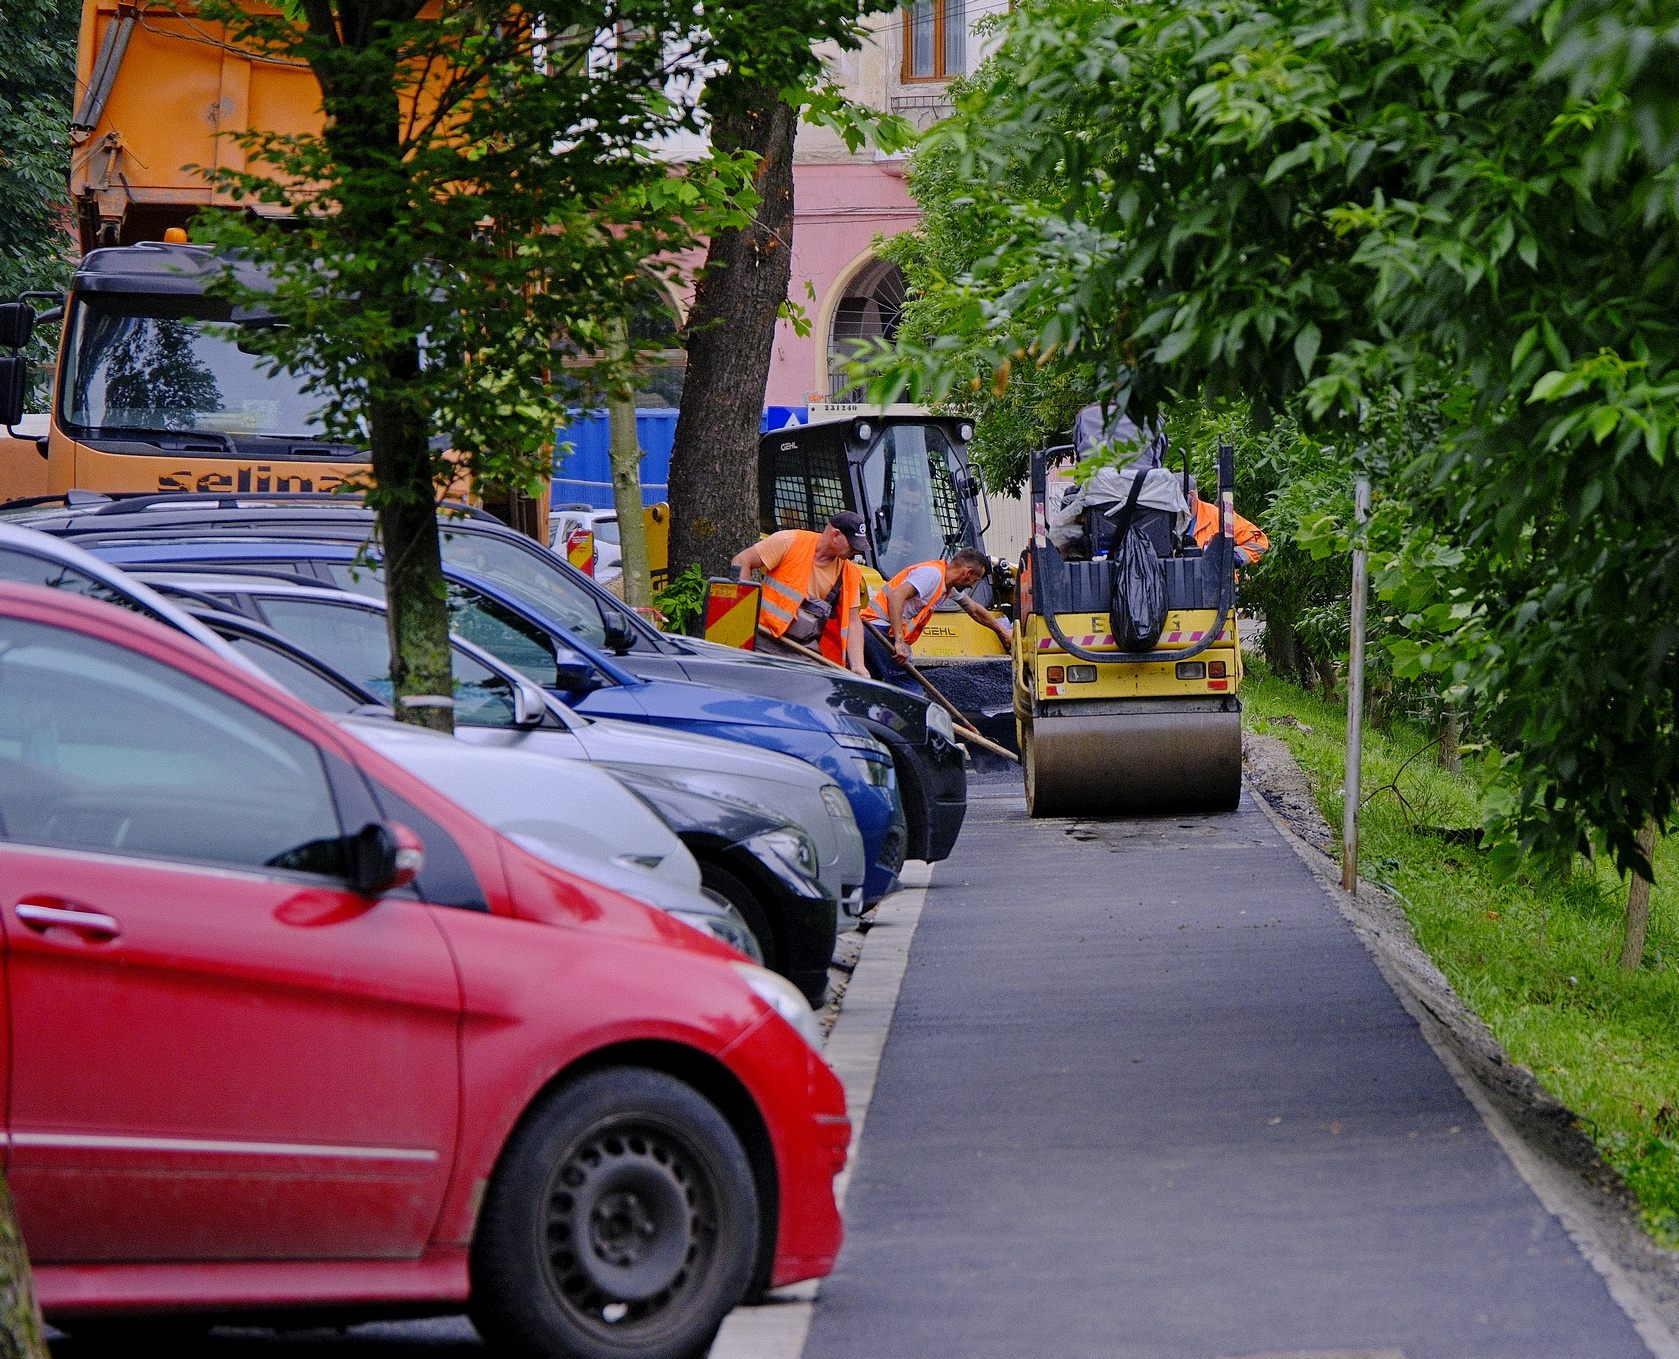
left=49, top=776, right=1656, bottom=1359
left=804, top=777, right=1652, bottom=1359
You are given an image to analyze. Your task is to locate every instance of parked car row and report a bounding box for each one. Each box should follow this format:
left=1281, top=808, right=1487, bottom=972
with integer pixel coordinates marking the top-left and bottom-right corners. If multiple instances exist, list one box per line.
left=0, top=500, right=972, bottom=1351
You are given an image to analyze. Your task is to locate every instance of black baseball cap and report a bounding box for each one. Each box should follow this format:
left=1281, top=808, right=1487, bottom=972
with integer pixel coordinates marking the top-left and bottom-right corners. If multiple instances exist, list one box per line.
left=828, top=511, right=868, bottom=551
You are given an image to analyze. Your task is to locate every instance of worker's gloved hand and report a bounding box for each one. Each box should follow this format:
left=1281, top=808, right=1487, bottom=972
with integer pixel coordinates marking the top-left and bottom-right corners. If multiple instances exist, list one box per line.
left=1234, top=548, right=1252, bottom=566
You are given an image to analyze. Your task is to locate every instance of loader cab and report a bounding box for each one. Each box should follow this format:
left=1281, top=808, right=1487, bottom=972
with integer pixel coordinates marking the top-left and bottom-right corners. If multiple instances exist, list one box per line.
left=758, top=409, right=998, bottom=634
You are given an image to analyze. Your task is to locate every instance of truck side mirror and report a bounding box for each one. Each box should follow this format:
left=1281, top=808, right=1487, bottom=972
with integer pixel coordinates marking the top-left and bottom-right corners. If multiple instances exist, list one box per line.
left=0, top=303, right=34, bottom=350
left=0, top=357, right=27, bottom=428
left=600, top=608, right=635, bottom=655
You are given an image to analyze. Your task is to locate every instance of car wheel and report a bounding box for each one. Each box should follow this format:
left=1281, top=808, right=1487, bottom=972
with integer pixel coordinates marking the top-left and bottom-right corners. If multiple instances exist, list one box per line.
left=697, top=861, right=777, bottom=972
left=471, top=1067, right=759, bottom=1359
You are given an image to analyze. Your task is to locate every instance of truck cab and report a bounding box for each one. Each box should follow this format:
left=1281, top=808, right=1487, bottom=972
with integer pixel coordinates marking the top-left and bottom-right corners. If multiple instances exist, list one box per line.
left=25, top=242, right=369, bottom=499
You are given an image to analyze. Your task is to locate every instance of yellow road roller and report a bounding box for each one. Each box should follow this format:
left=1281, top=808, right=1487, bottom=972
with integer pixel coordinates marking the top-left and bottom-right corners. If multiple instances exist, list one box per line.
left=1015, top=442, right=1243, bottom=817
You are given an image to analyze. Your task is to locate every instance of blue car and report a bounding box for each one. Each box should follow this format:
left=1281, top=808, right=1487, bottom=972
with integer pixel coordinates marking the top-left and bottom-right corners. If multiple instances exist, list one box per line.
left=93, top=539, right=910, bottom=901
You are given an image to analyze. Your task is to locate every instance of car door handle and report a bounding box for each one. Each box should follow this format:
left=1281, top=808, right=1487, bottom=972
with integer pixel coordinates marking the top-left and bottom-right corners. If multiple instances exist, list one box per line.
left=15, top=901, right=122, bottom=941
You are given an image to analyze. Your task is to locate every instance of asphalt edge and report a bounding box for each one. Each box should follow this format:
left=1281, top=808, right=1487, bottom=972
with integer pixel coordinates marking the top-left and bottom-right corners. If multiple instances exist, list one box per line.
left=707, top=860, right=934, bottom=1359
left=1242, top=745, right=1679, bottom=1358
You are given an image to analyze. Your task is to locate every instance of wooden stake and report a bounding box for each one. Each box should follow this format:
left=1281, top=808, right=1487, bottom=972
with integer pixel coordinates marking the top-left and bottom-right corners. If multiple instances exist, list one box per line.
left=1342, top=477, right=1370, bottom=894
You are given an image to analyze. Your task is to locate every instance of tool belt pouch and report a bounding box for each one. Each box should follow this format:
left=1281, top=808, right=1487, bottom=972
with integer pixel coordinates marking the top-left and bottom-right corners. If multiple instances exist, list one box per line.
left=786, top=598, right=830, bottom=642
left=786, top=577, right=843, bottom=643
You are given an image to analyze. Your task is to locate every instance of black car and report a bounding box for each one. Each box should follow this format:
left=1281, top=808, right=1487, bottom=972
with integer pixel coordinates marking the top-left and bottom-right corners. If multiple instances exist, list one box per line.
left=6, top=493, right=968, bottom=864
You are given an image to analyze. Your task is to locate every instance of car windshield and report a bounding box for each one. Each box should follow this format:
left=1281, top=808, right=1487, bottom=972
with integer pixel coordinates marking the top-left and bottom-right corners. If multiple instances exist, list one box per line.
left=248, top=595, right=522, bottom=726
left=860, top=424, right=974, bottom=580
left=436, top=528, right=639, bottom=651
left=60, top=293, right=327, bottom=439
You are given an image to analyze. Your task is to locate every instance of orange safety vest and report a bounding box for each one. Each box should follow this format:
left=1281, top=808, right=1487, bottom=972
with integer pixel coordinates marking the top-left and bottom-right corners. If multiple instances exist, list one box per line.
left=757, top=530, right=863, bottom=665
left=861, top=559, right=954, bottom=646
left=1191, top=500, right=1269, bottom=561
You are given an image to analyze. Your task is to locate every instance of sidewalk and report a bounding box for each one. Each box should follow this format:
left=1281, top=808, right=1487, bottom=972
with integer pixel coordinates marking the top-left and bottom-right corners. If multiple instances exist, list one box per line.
left=799, top=782, right=1654, bottom=1359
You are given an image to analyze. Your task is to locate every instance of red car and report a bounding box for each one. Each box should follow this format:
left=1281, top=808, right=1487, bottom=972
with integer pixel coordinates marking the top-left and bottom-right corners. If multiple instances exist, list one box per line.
left=0, top=582, right=847, bottom=1357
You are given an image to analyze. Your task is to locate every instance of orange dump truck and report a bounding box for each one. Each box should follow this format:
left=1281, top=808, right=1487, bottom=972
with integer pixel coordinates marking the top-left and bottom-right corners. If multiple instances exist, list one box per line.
left=1, top=0, right=537, bottom=525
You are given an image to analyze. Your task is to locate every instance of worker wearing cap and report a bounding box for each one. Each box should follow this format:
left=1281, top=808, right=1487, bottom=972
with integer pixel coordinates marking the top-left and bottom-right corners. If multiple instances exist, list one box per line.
left=1186, top=476, right=1269, bottom=565
left=733, top=513, right=869, bottom=676
left=861, top=547, right=1012, bottom=688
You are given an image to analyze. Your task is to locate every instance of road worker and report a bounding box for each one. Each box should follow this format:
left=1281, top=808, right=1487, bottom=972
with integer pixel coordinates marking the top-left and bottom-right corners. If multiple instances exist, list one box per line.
left=860, top=547, right=1012, bottom=689
left=1185, top=476, right=1269, bottom=565
left=732, top=512, right=869, bottom=676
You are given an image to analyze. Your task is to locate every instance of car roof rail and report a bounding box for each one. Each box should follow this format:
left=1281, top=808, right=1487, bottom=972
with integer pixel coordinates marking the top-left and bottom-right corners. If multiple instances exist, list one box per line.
left=89, top=491, right=367, bottom=517
left=80, top=490, right=506, bottom=524
left=133, top=565, right=345, bottom=590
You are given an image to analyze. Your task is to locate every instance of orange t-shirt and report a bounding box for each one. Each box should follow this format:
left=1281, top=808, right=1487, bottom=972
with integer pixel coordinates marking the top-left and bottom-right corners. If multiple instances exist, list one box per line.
left=757, top=530, right=846, bottom=603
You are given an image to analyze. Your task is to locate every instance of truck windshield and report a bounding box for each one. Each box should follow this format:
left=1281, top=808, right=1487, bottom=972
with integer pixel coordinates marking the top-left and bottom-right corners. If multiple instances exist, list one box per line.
left=860, top=424, right=974, bottom=579
left=60, top=293, right=327, bottom=440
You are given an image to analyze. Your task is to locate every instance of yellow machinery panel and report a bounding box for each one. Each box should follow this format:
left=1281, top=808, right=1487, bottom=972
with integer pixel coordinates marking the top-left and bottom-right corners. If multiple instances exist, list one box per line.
left=0, top=432, right=50, bottom=502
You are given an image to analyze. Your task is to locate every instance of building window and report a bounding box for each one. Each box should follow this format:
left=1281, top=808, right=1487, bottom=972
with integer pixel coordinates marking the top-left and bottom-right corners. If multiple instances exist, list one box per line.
left=902, top=0, right=965, bottom=81
left=827, top=258, right=907, bottom=401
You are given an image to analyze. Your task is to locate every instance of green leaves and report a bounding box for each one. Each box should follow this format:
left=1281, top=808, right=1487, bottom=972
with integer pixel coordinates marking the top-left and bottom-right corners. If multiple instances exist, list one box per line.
left=870, top=0, right=1679, bottom=874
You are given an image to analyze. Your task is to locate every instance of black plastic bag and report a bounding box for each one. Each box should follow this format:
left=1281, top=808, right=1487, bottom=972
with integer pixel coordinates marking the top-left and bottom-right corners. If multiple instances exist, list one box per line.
left=1106, top=468, right=1166, bottom=650
left=1110, top=526, right=1166, bottom=651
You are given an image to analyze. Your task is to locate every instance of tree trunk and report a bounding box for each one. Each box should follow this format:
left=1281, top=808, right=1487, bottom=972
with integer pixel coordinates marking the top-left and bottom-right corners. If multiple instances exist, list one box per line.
left=1438, top=703, right=1462, bottom=774
left=1312, top=651, right=1338, bottom=699
left=605, top=317, right=652, bottom=608
left=1620, top=816, right=1661, bottom=971
left=371, top=370, right=454, bottom=734
left=0, top=1173, right=48, bottom=1359
left=308, top=15, right=454, bottom=732
left=667, top=81, right=797, bottom=579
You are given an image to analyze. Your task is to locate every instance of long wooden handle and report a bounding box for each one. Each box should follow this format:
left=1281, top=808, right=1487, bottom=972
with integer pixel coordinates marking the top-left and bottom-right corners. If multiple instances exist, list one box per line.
left=759, top=627, right=1021, bottom=764
left=896, top=657, right=1021, bottom=764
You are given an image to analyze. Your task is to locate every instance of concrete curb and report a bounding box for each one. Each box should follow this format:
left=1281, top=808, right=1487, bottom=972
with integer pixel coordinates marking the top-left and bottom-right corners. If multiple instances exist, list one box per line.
left=707, top=861, right=934, bottom=1359
left=1243, top=756, right=1679, bottom=1359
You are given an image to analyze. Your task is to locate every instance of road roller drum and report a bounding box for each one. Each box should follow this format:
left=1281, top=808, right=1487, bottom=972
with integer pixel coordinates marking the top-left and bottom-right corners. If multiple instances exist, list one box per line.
left=1021, top=707, right=1241, bottom=817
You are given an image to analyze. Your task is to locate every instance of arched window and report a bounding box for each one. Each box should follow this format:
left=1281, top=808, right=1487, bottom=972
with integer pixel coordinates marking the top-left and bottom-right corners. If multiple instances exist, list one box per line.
left=827, top=258, right=906, bottom=401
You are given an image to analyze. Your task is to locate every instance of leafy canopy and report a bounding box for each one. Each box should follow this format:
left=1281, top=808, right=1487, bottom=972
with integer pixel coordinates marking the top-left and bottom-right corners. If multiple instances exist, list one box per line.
left=868, top=0, right=1679, bottom=877
left=191, top=0, right=760, bottom=503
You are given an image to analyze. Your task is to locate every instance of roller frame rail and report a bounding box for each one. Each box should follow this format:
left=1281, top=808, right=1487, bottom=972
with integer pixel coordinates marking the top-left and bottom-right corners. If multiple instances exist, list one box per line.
left=1018, top=442, right=1242, bottom=817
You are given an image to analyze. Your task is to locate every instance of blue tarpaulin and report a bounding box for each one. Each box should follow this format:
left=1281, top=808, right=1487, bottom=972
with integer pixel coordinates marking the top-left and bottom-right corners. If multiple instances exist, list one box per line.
left=552, top=406, right=809, bottom=509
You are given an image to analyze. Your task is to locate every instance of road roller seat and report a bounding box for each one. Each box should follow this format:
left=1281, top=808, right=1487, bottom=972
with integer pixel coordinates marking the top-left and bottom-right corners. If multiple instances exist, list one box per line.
left=1084, top=503, right=1176, bottom=559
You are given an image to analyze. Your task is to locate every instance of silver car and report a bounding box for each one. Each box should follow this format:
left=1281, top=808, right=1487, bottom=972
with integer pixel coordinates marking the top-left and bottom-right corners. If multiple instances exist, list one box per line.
left=336, top=716, right=764, bottom=963
left=132, top=571, right=868, bottom=913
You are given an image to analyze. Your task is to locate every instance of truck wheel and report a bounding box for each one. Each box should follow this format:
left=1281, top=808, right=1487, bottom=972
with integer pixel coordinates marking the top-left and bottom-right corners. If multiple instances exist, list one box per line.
left=698, top=861, right=777, bottom=972
left=471, top=1067, right=758, bottom=1359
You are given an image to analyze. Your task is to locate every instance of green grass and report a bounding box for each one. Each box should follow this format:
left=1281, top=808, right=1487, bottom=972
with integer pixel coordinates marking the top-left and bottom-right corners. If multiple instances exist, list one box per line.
left=1241, top=662, right=1679, bottom=1244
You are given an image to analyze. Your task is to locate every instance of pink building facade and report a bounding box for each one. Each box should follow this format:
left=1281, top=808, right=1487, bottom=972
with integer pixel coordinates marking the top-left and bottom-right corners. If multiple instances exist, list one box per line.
left=767, top=159, right=921, bottom=408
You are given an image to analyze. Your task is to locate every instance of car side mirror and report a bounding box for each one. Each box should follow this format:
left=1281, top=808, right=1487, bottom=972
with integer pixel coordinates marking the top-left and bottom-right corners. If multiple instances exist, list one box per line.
left=0, top=303, right=35, bottom=350
left=600, top=608, right=635, bottom=655
left=552, top=647, right=597, bottom=691
left=512, top=674, right=549, bottom=725
left=348, top=821, right=424, bottom=896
